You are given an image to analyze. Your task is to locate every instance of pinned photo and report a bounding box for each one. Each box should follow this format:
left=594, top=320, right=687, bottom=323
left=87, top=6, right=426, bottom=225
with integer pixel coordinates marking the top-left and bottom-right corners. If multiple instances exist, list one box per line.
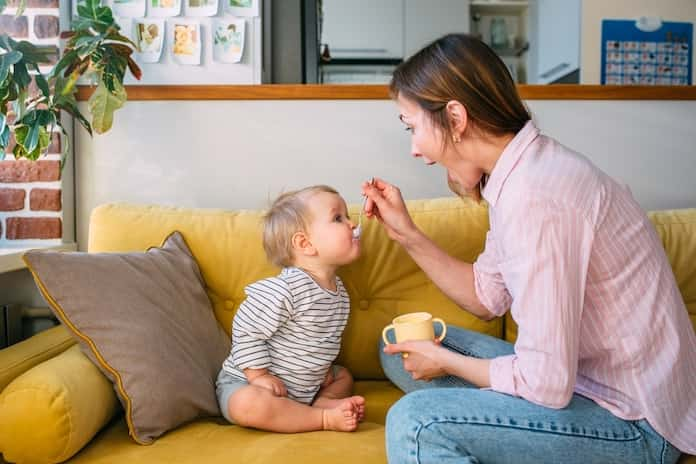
left=112, top=0, right=146, bottom=18
left=212, top=18, right=245, bottom=63
left=226, top=0, right=258, bottom=17
left=171, top=21, right=201, bottom=65
left=184, top=0, right=218, bottom=17
left=133, top=18, right=165, bottom=63
left=148, top=0, right=182, bottom=17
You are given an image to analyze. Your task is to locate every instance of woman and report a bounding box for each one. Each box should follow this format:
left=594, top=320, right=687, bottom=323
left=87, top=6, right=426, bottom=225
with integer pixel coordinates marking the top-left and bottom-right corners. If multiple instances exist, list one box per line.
left=362, top=34, right=695, bottom=463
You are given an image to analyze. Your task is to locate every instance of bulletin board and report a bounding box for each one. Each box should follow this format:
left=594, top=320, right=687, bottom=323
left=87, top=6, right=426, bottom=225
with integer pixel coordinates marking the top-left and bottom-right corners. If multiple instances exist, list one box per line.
left=601, top=19, right=692, bottom=85
left=73, top=0, right=262, bottom=85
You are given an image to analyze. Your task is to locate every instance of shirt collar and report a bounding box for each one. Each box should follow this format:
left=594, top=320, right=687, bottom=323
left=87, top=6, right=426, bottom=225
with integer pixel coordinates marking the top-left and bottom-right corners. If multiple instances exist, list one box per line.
left=482, top=120, right=539, bottom=207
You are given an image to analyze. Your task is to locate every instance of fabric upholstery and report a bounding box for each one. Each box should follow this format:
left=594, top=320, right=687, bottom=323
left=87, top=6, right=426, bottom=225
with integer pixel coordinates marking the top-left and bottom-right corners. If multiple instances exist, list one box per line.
left=1, top=199, right=694, bottom=463
left=22, top=232, right=231, bottom=445
left=87, top=198, right=502, bottom=380
left=0, top=325, right=74, bottom=392
left=0, top=345, right=118, bottom=463
left=68, top=417, right=387, bottom=464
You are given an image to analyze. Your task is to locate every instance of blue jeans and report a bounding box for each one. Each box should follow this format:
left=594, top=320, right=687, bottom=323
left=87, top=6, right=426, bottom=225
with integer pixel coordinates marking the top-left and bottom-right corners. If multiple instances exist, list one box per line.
left=380, top=325, right=681, bottom=464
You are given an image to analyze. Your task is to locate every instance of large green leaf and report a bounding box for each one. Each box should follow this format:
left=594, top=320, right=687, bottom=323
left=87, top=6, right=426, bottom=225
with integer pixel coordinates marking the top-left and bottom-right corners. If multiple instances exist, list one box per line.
left=13, top=124, right=49, bottom=160
left=15, top=41, right=55, bottom=64
left=88, top=79, right=126, bottom=134
left=0, top=114, right=8, bottom=151
left=0, top=50, right=22, bottom=83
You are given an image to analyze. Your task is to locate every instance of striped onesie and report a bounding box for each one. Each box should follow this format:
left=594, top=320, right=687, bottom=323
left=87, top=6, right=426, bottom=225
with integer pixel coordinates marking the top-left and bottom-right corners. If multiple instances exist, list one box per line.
left=221, top=267, right=351, bottom=404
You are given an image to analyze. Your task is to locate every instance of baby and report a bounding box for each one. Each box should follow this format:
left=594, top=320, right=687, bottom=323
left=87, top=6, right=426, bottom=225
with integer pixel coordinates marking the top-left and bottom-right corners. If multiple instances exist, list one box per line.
left=216, top=185, right=366, bottom=432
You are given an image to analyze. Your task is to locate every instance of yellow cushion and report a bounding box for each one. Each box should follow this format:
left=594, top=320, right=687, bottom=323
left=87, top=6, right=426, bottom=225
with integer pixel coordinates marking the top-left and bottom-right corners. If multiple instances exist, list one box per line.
left=69, top=418, right=387, bottom=464
left=87, top=197, right=502, bottom=379
left=505, top=209, right=696, bottom=343
left=0, top=325, right=74, bottom=392
left=649, top=209, right=696, bottom=333
left=0, top=345, right=119, bottom=464
left=352, top=380, right=404, bottom=424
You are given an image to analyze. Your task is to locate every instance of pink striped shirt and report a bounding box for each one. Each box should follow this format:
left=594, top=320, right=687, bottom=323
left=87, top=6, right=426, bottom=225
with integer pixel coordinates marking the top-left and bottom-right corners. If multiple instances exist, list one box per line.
left=475, top=121, right=696, bottom=453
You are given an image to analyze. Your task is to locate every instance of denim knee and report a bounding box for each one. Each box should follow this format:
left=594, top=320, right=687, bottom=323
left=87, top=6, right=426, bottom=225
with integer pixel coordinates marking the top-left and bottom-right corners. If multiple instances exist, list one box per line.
left=387, top=390, right=447, bottom=463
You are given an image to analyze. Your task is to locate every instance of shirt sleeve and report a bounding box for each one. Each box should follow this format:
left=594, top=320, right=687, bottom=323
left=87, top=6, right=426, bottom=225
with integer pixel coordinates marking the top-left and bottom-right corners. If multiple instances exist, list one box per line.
left=473, top=230, right=512, bottom=317
left=231, top=277, right=293, bottom=371
left=488, top=198, right=594, bottom=409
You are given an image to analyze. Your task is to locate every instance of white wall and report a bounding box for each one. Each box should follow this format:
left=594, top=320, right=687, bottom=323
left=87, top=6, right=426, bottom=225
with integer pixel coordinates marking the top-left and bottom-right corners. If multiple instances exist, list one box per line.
left=581, top=0, right=696, bottom=84
left=75, top=98, right=696, bottom=249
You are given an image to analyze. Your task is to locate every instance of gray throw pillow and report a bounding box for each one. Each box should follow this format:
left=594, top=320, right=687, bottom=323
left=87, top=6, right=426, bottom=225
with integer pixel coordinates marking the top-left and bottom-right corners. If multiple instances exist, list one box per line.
left=23, top=231, right=231, bottom=444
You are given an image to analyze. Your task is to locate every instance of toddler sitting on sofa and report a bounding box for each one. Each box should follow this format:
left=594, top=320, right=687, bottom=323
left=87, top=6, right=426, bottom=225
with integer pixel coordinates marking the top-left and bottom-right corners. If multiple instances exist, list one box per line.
left=216, top=185, right=366, bottom=432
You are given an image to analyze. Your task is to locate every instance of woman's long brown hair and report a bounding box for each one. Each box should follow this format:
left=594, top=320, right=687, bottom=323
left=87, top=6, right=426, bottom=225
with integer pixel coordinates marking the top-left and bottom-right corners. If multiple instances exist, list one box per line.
left=390, top=34, right=531, bottom=200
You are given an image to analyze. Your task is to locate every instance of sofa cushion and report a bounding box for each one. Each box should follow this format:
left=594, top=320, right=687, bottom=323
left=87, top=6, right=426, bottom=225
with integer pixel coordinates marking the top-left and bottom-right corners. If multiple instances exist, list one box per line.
left=87, top=198, right=502, bottom=380
left=649, top=209, right=696, bottom=332
left=68, top=418, right=387, bottom=464
left=0, top=345, right=118, bottom=464
left=23, top=232, right=231, bottom=444
left=0, top=325, right=74, bottom=392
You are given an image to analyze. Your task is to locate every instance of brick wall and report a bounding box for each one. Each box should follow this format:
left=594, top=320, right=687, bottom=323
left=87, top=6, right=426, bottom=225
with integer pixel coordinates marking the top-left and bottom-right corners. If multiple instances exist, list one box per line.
left=0, top=0, right=63, bottom=246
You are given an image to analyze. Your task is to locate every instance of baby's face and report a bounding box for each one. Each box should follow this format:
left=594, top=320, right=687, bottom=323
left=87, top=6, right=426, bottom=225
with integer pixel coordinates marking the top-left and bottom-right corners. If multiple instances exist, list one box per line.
left=305, top=192, right=361, bottom=266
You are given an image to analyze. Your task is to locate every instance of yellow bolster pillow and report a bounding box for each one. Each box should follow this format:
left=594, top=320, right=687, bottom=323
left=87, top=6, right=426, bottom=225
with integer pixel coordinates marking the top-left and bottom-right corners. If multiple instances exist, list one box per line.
left=0, top=345, right=119, bottom=464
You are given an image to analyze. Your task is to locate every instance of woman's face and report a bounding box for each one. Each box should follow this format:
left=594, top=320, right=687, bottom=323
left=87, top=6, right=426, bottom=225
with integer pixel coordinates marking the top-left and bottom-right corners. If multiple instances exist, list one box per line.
left=397, top=95, right=444, bottom=166
left=397, top=95, right=485, bottom=193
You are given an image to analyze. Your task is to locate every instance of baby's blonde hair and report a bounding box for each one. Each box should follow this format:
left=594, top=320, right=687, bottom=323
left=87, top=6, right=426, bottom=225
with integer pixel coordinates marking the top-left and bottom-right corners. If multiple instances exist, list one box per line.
left=263, top=185, right=339, bottom=267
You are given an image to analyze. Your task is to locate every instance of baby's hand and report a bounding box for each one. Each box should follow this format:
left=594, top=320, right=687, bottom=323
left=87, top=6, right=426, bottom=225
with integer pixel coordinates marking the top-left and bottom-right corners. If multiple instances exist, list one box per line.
left=250, top=373, right=288, bottom=397
left=320, top=368, right=335, bottom=388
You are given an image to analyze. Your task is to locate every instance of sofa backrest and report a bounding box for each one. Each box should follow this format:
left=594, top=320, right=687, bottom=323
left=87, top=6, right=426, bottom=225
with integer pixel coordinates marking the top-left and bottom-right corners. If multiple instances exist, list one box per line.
left=648, top=210, right=696, bottom=331
left=88, top=197, right=501, bottom=380
left=89, top=201, right=695, bottom=379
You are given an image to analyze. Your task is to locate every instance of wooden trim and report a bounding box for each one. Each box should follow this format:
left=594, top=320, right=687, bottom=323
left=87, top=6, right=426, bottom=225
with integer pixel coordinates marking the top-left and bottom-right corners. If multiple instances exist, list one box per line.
left=517, top=85, right=696, bottom=100
left=75, top=84, right=696, bottom=101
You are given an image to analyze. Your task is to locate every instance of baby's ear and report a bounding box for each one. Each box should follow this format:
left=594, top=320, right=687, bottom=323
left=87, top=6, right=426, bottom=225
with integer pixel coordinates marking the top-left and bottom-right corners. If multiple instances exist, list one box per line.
left=291, top=231, right=317, bottom=256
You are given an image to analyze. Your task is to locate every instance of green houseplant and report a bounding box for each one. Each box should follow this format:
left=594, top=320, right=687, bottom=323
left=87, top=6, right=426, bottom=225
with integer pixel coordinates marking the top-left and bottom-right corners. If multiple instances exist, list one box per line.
left=0, top=0, right=141, bottom=161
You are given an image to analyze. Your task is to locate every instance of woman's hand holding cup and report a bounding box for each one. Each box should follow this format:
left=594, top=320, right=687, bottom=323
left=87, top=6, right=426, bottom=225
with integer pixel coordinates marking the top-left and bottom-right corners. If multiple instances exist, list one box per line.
left=382, top=312, right=449, bottom=381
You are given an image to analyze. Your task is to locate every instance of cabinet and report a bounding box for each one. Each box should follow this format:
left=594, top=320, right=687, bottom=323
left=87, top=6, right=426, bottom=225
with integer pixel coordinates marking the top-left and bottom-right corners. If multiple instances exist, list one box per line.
left=527, top=0, right=581, bottom=83
left=470, top=0, right=529, bottom=83
left=321, top=0, right=405, bottom=59
left=320, top=0, right=470, bottom=61
left=404, top=0, right=470, bottom=58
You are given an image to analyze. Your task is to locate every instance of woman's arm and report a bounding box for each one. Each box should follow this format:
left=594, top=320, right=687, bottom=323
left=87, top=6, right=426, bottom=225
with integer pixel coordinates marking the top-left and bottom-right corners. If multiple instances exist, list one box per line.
left=383, top=340, right=492, bottom=387
left=363, top=178, right=494, bottom=320
left=403, top=228, right=494, bottom=320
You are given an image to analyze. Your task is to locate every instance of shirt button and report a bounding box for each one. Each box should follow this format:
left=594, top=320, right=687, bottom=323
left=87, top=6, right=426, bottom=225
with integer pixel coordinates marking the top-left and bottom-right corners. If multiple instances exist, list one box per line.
left=225, top=300, right=235, bottom=311
left=359, top=300, right=369, bottom=311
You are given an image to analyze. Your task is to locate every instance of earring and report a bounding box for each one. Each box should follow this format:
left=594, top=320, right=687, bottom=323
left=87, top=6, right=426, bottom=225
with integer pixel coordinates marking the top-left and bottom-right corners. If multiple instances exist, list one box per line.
left=452, top=135, right=461, bottom=143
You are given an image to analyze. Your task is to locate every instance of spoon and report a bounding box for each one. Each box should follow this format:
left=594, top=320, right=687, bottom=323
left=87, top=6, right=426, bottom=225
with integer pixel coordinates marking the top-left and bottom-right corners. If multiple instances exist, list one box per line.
left=353, top=178, right=374, bottom=239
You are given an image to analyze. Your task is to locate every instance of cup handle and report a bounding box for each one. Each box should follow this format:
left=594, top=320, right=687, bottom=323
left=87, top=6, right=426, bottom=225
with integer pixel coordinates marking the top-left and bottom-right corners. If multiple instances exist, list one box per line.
left=433, top=318, right=447, bottom=342
left=382, top=324, right=395, bottom=345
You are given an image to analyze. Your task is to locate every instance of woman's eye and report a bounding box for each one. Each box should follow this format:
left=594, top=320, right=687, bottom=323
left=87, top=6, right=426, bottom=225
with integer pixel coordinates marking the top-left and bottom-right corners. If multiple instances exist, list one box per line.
left=334, top=215, right=343, bottom=222
left=404, top=127, right=413, bottom=133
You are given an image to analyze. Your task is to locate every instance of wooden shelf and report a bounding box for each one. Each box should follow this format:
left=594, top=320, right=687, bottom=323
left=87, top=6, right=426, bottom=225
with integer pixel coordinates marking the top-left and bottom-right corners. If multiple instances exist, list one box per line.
left=75, top=84, right=696, bottom=101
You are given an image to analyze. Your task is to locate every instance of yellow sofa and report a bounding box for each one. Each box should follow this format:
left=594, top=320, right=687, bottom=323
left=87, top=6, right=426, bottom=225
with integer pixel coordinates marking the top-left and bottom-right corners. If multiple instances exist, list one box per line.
left=0, top=198, right=694, bottom=464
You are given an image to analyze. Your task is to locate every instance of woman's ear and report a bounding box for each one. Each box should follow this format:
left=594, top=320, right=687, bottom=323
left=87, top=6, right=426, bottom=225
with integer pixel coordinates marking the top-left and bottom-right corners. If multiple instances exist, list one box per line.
left=292, top=231, right=316, bottom=257
left=445, top=100, right=468, bottom=140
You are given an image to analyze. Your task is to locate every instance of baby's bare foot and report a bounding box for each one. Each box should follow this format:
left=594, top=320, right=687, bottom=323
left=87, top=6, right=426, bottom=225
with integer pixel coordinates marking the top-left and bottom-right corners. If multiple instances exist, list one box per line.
left=349, top=395, right=366, bottom=422
left=322, top=397, right=362, bottom=432
left=317, top=395, right=366, bottom=422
